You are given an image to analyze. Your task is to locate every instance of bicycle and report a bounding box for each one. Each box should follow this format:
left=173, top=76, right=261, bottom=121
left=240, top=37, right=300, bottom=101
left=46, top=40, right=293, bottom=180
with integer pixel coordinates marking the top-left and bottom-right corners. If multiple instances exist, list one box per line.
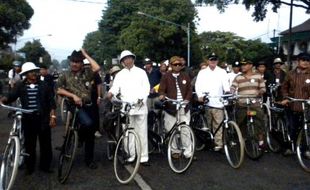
left=148, top=97, right=196, bottom=173
left=237, top=94, right=264, bottom=160
left=190, top=94, right=244, bottom=168
left=109, top=98, right=142, bottom=184
left=286, top=97, right=310, bottom=172
left=263, top=84, right=292, bottom=153
left=0, top=103, right=33, bottom=190
left=57, top=100, right=79, bottom=184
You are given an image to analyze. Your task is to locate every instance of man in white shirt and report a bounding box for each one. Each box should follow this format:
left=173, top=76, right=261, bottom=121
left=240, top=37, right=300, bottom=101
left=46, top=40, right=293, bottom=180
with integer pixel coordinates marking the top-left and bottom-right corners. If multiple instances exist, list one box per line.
left=8, top=60, right=22, bottom=89
left=227, top=61, right=241, bottom=87
left=195, top=53, right=230, bottom=151
left=107, top=50, right=150, bottom=165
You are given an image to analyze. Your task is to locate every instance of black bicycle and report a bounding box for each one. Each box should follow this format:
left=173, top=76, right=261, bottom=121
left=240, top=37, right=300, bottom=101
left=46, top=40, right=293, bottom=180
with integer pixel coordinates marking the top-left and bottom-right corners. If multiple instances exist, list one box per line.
left=148, top=98, right=196, bottom=173
left=190, top=94, right=244, bottom=168
left=57, top=100, right=79, bottom=184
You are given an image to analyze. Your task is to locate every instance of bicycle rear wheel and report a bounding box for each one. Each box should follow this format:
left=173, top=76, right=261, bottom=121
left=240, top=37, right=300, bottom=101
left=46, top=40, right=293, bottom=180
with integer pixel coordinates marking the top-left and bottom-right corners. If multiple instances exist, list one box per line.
left=296, top=127, right=310, bottom=172
left=190, top=112, right=207, bottom=151
left=114, top=130, right=141, bottom=184
left=167, top=124, right=195, bottom=173
left=266, top=113, right=281, bottom=153
left=0, top=137, right=20, bottom=190
left=244, top=123, right=263, bottom=160
left=58, top=129, right=78, bottom=184
left=223, top=121, right=244, bottom=168
left=60, top=98, right=68, bottom=123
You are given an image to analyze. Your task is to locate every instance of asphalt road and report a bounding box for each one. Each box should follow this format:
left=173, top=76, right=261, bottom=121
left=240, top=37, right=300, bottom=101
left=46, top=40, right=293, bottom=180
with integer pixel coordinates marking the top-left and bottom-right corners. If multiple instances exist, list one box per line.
left=0, top=108, right=309, bottom=190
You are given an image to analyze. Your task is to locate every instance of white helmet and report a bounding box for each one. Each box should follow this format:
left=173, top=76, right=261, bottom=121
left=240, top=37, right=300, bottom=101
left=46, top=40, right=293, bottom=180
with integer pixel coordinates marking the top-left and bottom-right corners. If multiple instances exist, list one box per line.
left=273, top=58, right=283, bottom=64
left=119, top=50, right=135, bottom=63
left=19, top=62, right=40, bottom=75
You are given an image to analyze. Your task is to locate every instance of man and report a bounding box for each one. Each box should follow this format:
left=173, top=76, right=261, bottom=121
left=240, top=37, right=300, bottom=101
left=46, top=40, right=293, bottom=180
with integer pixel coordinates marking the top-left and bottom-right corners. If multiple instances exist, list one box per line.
left=159, top=56, right=192, bottom=157
left=57, top=49, right=100, bottom=169
left=0, top=62, right=56, bottom=175
left=195, top=52, right=230, bottom=151
left=280, top=53, right=310, bottom=156
left=231, top=60, right=266, bottom=149
left=40, top=64, right=56, bottom=97
left=271, top=58, right=287, bottom=101
left=107, top=50, right=150, bottom=165
left=144, top=58, right=161, bottom=111
left=8, top=60, right=22, bottom=89
left=227, top=61, right=241, bottom=87
left=256, top=61, right=274, bottom=103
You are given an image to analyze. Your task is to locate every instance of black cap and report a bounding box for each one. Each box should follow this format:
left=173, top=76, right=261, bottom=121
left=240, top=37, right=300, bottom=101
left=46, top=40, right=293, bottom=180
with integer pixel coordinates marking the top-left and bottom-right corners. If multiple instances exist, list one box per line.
left=232, top=61, right=241, bottom=67
left=256, top=61, right=266, bottom=67
left=207, top=52, right=218, bottom=60
left=240, top=60, right=253, bottom=65
left=144, top=58, right=152, bottom=65
left=297, top=53, right=310, bottom=60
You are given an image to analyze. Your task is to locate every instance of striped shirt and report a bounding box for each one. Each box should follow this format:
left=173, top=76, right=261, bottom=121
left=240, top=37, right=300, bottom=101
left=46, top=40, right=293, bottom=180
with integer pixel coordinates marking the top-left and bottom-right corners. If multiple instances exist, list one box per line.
left=281, top=68, right=310, bottom=112
left=231, top=72, right=266, bottom=104
left=26, top=84, right=39, bottom=110
left=173, top=73, right=183, bottom=101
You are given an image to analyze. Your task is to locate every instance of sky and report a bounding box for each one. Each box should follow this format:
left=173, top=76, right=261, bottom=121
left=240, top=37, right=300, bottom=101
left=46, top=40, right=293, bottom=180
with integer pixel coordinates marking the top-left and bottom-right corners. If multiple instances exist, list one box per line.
left=18, top=0, right=310, bottom=62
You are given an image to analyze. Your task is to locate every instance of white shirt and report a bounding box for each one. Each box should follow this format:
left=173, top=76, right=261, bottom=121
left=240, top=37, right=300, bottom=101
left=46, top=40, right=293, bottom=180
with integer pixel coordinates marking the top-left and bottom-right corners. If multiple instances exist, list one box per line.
left=195, top=66, right=230, bottom=108
left=8, top=69, right=21, bottom=85
left=109, top=66, right=150, bottom=115
left=227, top=72, right=241, bottom=87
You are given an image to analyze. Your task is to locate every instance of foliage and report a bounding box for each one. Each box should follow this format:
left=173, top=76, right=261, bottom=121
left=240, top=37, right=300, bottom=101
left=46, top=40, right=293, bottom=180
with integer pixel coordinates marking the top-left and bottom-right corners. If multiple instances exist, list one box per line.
left=199, top=31, right=273, bottom=65
left=195, top=0, right=310, bottom=21
left=0, top=0, right=34, bottom=49
left=84, top=0, right=202, bottom=67
left=18, top=39, right=52, bottom=66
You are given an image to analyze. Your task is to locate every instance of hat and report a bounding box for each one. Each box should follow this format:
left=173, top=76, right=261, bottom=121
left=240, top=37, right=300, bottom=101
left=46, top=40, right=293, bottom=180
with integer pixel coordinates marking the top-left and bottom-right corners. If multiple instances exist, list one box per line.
left=12, top=60, right=22, bottom=67
left=297, top=53, right=310, bottom=60
left=40, top=64, right=48, bottom=69
left=20, top=62, right=40, bottom=75
left=256, top=61, right=266, bottom=67
left=67, top=50, right=85, bottom=63
left=240, top=60, right=253, bottom=65
left=207, top=52, right=218, bottom=60
left=144, top=58, right=152, bottom=65
left=83, top=59, right=90, bottom=65
left=232, top=61, right=240, bottom=67
left=119, top=50, right=135, bottom=63
left=169, top=56, right=182, bottom=64
left=273, top=57, right=283, bottom=64
left=110, top=65, right=121, bottom=74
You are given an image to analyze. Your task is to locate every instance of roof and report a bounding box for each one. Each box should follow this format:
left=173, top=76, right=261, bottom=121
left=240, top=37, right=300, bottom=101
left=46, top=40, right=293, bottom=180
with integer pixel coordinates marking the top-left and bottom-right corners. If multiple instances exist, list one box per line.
left=280, top=18, right=310, bottom=35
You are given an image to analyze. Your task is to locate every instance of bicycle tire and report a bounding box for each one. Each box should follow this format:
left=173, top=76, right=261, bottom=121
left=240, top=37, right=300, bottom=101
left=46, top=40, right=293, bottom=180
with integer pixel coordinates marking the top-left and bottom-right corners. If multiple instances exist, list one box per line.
left=57, top=129, right=78, bottom=184
left=223, top=121, right=244, bottom=169
left=107, top=142, right=115, bottom=161
left=244, top=123, right=263, bottom=160
left=0, top=137, right=20, bottom=190
left=60, top=98, right=68, bottom=123
left=190, top=112, right=207, bottom=151
left=296, top=127, right=310, bottom=172
left=167, top=124, right=195, bottom=173
left=114, top=130, right=141, bottom=184
left=266, top=113, right=281, bottom=153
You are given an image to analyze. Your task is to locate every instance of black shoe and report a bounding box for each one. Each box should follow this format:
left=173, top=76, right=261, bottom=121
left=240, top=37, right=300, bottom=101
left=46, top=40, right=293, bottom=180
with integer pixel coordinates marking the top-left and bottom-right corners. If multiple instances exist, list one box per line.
left=86, top=161, right=98, bottom=169
left=140, top=162, right=150, bottom=167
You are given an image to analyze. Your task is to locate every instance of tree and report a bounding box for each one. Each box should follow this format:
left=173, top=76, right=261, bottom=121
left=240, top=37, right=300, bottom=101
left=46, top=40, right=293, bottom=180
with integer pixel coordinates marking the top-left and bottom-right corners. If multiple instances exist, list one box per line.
left=199, top=31, right=273, bottom=65
left=85, top=0, right=202, bottom=67
left=195, top=0, right=310, bottom=21
left=18, top=39, right=52, bottom=66
left=0, top=0, right=34, bottom=49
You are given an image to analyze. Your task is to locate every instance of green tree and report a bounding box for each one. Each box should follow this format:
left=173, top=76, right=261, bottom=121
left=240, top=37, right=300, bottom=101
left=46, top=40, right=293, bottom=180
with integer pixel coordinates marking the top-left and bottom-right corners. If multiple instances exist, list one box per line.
left=0, top=0, right=34, bottom=49
left=85, top=0, right=202, bottom=67
left=18, top=39, right=52, bottom=66
left=199, top=31, right=273, bottom=65
left=195, top=0, right=310, bottom=21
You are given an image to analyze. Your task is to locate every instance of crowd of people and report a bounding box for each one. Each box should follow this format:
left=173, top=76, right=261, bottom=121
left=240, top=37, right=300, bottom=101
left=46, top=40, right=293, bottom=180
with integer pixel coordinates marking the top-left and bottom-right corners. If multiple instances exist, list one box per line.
left=0, top=48, right=310, bottom=176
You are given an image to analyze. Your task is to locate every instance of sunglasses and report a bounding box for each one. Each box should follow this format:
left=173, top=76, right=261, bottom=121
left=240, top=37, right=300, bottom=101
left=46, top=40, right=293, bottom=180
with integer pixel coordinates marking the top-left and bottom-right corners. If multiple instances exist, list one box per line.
left=172, top=63, right=183, bottom=67
left=209, top=58, right=218, bottom=61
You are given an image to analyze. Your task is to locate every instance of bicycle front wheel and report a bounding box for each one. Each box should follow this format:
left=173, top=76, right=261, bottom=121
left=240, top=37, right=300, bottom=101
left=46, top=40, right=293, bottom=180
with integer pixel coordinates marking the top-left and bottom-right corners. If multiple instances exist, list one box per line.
left=244, top=123, right=263, bottom=160
left=114, top=130, right=141, bottom=184
left=60, top=98, right=68, bottom=123
left=223, top=121, right=244, bottom=169
left=190, top=112, right=207, bottom=151
left=168, top=124, right=195, bottom=173
left=296, top=127, right=310, bottom=172
left=266, top=114, right=281, bottom=153
left=0, top=137, right=20, bottom=190
left=58, top=129, right=78, bottom=184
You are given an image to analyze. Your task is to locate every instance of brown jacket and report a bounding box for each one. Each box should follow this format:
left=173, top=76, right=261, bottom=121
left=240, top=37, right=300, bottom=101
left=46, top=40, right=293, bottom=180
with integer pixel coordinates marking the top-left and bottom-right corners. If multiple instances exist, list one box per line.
left=159, top=71, right=192, bottom=116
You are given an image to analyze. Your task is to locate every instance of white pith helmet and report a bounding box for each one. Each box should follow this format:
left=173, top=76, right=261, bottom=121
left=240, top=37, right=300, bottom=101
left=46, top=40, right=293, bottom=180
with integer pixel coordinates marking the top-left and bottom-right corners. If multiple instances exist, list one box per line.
left=19, top=62, right=40, bottom=75
left=119, top=50, right=135, bottom=63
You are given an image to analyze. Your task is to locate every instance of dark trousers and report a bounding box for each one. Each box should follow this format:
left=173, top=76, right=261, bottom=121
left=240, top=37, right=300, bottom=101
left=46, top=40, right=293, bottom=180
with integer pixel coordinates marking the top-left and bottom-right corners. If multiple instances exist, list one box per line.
left=22, top=114, right=52, bottom=172
left=77, top=106, right=95, bottom=163
left=286, top=109, right=303, bottom=146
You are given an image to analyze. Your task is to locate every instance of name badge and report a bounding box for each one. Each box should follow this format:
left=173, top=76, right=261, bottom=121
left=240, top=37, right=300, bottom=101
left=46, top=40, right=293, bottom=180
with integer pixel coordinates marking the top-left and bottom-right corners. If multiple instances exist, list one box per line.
left=276, top=78, right=280, bottom=83
left=182, top=80, right=186, bottom=84
left=85, top=82, right=90, bottom=86
left=250, top=79, right=255, bottom=83
left=306, top=79, right=310, bottom=84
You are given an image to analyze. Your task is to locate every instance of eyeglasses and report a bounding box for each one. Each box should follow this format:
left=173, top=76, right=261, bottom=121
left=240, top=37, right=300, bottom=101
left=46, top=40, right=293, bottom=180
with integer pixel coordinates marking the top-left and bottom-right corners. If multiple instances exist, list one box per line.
left=172, top=63, right=183, bottom=67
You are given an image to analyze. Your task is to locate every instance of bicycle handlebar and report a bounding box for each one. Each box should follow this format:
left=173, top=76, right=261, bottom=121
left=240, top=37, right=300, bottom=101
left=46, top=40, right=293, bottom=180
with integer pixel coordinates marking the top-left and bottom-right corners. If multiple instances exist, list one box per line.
left=164, top=97, right=189, bottom=106
left=286, top=97, right=310, bottom=104
left=0, top=103, right=34, bottom=114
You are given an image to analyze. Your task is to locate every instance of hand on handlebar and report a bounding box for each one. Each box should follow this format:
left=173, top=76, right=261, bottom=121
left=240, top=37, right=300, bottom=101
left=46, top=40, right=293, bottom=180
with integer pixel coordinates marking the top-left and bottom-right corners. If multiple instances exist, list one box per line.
left=280, top=99, right=289, bottom=106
